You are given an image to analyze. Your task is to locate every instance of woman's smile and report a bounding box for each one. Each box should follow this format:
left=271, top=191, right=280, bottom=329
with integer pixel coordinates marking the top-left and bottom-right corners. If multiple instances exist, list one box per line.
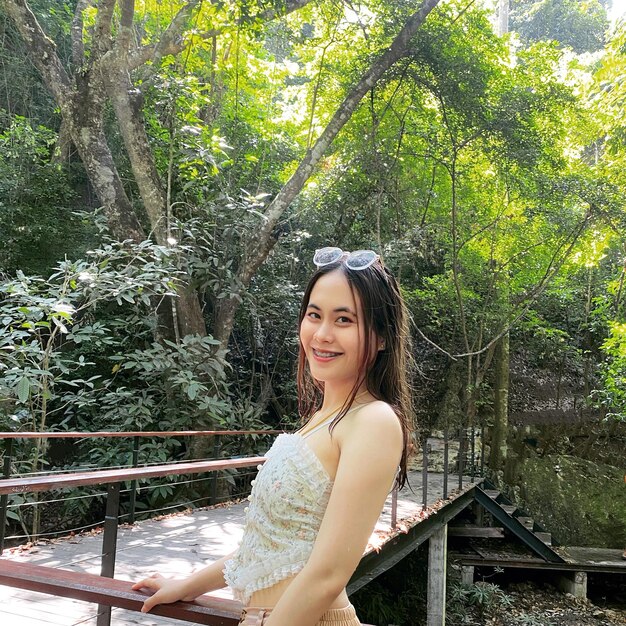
left=311, top=348, right=344, bottom=362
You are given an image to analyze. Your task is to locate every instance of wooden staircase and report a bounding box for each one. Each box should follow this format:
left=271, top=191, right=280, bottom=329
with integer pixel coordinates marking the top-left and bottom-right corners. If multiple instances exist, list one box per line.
left=481, top=487, right=556, bottom=547
left=468, top=484, right=565, bottom=563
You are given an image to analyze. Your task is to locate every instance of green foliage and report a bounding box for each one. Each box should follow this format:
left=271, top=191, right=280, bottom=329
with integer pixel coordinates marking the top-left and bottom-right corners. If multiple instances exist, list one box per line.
left=593, top=321, right=626, bottom=420
left=447, top=581, right=513, bottom=624
left=0, top=237, right=229, bottom=439
left=511, top=0, right=609, bottom=53
left=0, top=114, right=91, bottom=275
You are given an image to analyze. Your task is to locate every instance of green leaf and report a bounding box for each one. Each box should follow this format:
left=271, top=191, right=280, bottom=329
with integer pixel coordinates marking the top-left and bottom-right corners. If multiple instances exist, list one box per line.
left=17, top=376, right=30, bottom=403
left=187, top=382, right=199, bottom=400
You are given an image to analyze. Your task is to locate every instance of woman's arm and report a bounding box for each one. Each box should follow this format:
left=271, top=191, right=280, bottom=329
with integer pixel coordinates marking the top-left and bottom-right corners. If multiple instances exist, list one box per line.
left=131, top=550, right=235, bottom=613
left=265, top=402, right=403, bottom=626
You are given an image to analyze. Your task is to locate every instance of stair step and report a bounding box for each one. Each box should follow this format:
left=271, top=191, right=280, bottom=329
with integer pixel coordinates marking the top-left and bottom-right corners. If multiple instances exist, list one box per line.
left=516, top=516, right=534, bottom=530
left=501, top=505, right=517, bottom=515
left=449, top=526, right=505, bottom=538
left=484, top=489, right=500, bottom=499
left=535, top=531, right=552, bottom=545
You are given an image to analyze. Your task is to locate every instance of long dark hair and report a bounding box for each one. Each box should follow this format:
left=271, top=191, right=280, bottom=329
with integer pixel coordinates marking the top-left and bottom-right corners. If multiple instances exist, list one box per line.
left=296, top=259, right=414, bottom=489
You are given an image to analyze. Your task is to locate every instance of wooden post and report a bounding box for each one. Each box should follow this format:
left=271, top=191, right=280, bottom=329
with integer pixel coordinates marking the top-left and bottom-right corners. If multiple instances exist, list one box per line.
left=461, top=565, right=474, bottom=586
left=427, top=524, right=448, bottom=626
left=443, top=427, right=449, bottom=499
left=97, top=483, right=121, bottom=626
left=422, top=436, right=428, bottom=508
left=210, top=438, right=221, bottom=505
left=128, top=436, right=140, bottom=524
left=0, top=439, right=13, bottom=554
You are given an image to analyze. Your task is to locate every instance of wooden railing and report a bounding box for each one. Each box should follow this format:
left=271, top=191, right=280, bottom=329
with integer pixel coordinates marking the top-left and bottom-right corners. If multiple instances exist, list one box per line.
left=0, top=426, right=484, bottom=626
left=0, top=429, right=282, bottom=551
left=0, top=448, right=268, bottom=626
left=0, top=426, right=485, bottom=550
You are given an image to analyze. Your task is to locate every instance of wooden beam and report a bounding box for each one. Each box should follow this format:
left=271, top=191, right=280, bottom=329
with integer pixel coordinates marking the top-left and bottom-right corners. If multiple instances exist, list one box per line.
left=448, top=526, right=504, bottom=538
left=0, top=430, right=283, bottom=439
left=427, top=524, right=447, bottom=626
left=0, top=457, right=266, bottom=495
left=348, top=484, right=477, bottom=595
left=0, top=560, right=242, bottom=625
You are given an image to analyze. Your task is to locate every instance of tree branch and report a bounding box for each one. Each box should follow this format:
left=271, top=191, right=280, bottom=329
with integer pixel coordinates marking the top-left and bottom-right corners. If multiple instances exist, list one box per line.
left=118, top=0, right=135, bottom=52
left=2, top=0, right=72, bottom=103
left=453, top=211, right=593, bottom=359
left=92, top=0, right=116, bottom=61
left=244, top=0, right=442, bottom=284
left=71, top=0, right=92, bottom=69
left=212, top=0, right=442, bottom=343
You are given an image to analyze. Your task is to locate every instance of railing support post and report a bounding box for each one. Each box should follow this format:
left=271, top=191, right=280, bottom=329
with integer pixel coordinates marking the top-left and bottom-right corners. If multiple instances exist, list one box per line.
left=0, top=439, right=13, bottom=554
left=422, top=434, right=428, bottom=509
left=210, top=438, right=221, bottom=505
left=128, top=436, right=140, bottom=525
left=470, top=427, right=476, bottom=483
left=480, top=425, right=486, bottom=476
left=391, top=487, right=398, bottom=529
left=458, top=428, right=465, bottom=491
left=97, top=482, right=120, bottom=626
left=443, top=428, right=449, bottom=500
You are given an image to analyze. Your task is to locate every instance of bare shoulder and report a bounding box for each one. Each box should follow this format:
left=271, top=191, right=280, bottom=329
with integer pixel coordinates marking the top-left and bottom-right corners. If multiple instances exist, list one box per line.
left=337, top=400, right=402, bottom=447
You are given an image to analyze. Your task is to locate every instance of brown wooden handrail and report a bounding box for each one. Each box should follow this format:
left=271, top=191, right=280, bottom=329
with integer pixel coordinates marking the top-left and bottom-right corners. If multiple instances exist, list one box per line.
left=0, top=560, right=378, bottom=625
left=0, top=456, right=266, bottom=495
left=0, top=560, right=243, bottom=625
left=0, top=430, right=285, bottom=439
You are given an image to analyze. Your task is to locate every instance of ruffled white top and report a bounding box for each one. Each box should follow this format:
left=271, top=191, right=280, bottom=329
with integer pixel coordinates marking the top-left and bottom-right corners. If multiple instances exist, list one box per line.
left=223, top=421, right=335, bottom=604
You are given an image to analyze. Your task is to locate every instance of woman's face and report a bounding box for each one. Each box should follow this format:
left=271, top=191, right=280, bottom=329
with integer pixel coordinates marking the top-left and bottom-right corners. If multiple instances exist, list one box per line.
left=299, top=269, right=369, bottom=388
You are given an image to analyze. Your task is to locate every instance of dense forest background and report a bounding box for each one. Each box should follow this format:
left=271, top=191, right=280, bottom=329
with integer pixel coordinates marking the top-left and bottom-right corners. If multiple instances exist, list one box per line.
left=0, top=0, right=625, bottom=550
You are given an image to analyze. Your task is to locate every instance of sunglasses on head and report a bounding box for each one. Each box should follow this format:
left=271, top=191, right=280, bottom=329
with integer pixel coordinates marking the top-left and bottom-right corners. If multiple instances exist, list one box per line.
left=313, top=247, right=379, bottom=271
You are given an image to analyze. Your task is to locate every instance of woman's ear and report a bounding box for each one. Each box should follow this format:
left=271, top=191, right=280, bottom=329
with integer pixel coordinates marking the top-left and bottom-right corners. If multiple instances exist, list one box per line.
left=378, top=339, right=386, bottom=351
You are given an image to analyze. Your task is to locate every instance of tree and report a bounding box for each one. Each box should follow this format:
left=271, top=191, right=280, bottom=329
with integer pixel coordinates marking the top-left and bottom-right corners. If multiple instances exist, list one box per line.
left=2, top=0, right=443, bottom=351
left=510, top=0, right=609, bottom=53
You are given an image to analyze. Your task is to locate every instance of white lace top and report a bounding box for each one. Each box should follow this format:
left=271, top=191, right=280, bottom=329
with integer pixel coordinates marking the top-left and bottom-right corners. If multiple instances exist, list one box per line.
left=223, top=412, right=343, bottom=604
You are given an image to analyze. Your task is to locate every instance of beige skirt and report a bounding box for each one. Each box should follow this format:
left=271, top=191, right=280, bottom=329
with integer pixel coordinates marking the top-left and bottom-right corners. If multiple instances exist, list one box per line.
left=238, top=603, right=361, bottom=625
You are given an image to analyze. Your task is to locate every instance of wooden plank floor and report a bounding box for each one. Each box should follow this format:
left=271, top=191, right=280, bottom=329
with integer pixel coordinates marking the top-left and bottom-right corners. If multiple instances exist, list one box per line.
left=0, top=470, right=472, bottom=625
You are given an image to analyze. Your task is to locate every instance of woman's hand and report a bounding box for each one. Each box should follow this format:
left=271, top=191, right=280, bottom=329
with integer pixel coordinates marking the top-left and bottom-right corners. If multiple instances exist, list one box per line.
left=131, top=573, right=196, bottom=613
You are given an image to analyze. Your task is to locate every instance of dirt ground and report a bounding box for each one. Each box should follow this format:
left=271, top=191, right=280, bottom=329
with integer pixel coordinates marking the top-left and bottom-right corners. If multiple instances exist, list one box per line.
left=452, top=581, right=626, bottom=626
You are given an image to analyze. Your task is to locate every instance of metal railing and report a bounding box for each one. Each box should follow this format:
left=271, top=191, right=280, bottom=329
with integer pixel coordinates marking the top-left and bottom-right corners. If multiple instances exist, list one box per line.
left=1, top=425, right=485, bottom=547
left=0, top=429, right=281, bottom=553
left=414, top=426, right=485, bottom=509
left=0, top=425, right=485, bottom=626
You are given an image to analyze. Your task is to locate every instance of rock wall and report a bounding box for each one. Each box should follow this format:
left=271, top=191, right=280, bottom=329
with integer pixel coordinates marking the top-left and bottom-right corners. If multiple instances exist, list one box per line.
left=515, top=453, right=626, bottom=548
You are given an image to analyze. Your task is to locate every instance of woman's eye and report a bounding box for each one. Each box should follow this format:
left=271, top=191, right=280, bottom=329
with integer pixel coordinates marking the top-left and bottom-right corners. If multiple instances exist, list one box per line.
left=337, top=316, right=353, bottom=324
left=308, top=312, right=321, bottom=319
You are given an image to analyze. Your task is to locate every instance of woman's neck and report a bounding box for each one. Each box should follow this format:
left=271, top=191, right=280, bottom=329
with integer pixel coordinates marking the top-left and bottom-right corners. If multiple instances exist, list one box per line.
left=320, top=383, right=371, bottom=414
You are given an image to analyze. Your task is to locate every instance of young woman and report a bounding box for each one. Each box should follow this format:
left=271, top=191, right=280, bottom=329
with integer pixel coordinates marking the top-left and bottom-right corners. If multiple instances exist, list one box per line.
left=132, top=247, right=414, bottom=626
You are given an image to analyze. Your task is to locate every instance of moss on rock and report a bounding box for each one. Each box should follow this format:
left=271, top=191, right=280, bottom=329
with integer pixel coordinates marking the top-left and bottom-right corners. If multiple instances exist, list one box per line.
left=517, top=454, right=626, bottom=548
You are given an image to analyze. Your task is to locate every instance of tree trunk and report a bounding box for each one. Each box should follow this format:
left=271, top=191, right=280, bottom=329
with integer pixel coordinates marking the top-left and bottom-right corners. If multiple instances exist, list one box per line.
left=498, top=0, right=509, bottom=36
left=68, top=117, right=145, bottom=242
left=491, top=331, right=510, bottom=471
left=103, top=51, right=208, bottom=336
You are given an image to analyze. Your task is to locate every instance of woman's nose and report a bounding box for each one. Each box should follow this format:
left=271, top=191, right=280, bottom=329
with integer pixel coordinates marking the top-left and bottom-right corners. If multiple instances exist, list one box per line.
left=314, top=320, right=334, bottom=343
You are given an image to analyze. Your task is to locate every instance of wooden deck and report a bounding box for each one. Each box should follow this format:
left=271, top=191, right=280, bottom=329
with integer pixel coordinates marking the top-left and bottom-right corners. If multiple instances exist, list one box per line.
left=452, top=544, right=626, bottom=573
left=0, top=470, right=472, bottom=625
